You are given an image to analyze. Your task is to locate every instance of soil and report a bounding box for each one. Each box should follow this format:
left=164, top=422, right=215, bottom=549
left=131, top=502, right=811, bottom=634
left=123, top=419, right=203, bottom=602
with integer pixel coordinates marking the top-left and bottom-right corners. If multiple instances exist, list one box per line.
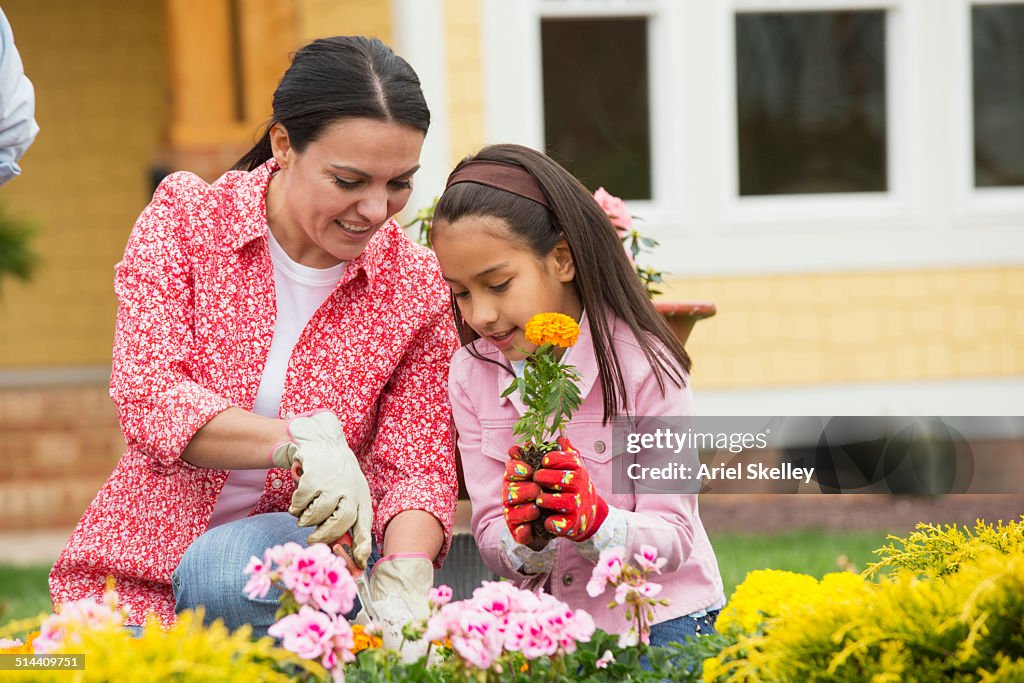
left=698, top=493, right=1024, bottom=536
left=519, top=443, right=555, bottom=542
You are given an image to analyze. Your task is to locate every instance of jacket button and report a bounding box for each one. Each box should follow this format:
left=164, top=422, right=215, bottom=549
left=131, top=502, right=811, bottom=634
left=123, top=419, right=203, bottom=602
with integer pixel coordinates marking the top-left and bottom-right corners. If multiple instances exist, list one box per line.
left=594, top=441, right=606, bottom=453
left=271, top=479, right=282, bottom=489
left=562, top=574, right=573, bottom=586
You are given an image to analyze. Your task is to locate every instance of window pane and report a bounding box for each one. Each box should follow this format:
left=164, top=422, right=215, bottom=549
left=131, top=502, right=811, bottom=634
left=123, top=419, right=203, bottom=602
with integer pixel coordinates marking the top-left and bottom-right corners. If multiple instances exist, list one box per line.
left=541, top=18, right=651, bottom=199
left=972, top=4, right=1024, bottom=188
left=735, top=11, right=887, bottom=196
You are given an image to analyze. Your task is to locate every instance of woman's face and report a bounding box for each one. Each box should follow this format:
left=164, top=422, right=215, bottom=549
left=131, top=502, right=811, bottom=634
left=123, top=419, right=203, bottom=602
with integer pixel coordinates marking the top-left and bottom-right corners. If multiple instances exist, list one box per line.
left=267, top=117, right=424, bottom=268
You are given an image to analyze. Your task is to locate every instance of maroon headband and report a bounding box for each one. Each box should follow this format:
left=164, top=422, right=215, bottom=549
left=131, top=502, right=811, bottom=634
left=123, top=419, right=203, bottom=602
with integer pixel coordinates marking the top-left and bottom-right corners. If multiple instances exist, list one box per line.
left=444, top=160, right=549, bottom=208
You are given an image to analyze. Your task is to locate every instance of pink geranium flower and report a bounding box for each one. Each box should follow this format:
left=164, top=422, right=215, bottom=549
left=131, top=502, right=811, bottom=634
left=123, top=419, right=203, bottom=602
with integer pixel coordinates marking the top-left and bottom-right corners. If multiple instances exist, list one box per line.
left=34, top=589, right=127, bottom=654
left=269, top=605, right=337, bottom=661
left=424, top=580, right=595, bottom=669
left=247, top=543, right=356, bottom=616
left=429, top=585, right=453, bottom=608
left=586, top=547, right=625, bottom=597
left=243, top=554, right=273, bottom=599
left=269, top=604, right=354, bottom=673
left=634, top=545, right=667, bottom=575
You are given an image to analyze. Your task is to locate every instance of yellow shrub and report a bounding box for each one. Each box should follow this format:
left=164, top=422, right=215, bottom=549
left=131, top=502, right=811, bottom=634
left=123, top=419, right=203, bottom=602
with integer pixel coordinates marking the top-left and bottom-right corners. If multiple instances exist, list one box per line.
left=704, top=518, right=1024, bottom=683
left=15, top=609, right=319, bottom=683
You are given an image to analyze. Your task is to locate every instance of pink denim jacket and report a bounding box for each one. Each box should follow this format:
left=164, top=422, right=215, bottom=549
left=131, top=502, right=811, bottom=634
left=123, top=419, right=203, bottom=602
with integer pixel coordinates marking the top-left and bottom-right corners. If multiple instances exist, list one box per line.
left=449, top=313, right=724, bottom=634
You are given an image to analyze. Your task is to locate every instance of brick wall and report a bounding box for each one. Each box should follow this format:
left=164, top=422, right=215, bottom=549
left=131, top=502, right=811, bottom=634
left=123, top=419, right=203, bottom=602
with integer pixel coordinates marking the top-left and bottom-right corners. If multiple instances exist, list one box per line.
left=0, top=383, right=122, bottom=531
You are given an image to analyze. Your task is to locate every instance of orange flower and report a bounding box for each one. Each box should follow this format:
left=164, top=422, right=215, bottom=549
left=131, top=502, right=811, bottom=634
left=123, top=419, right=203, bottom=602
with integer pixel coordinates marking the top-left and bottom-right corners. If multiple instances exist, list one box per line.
left=350, top=624, right=382, bottom=652
left=524, top=313, right=580, bottom=348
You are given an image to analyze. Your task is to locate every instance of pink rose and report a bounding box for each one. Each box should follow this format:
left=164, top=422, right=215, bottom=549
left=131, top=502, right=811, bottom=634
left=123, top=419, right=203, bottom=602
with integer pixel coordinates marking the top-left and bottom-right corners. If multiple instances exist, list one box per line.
left=593, top=187, right=633, bottom=235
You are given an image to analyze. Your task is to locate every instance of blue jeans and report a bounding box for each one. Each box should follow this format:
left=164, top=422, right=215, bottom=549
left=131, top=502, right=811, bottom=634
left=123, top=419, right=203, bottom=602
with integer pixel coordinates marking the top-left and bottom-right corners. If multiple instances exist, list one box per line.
left=648, top=609, right=719, bottom=646
left=172, top=512, right=370, bottom=638
left=643, top=610, right=720, bottom=675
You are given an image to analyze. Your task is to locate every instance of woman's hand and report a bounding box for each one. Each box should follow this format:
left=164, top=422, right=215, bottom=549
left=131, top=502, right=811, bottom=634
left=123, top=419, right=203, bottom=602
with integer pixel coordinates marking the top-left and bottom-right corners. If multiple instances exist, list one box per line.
left=533, top=436, right=609, bottom=542
left=271, top=411, right=373, bottom=567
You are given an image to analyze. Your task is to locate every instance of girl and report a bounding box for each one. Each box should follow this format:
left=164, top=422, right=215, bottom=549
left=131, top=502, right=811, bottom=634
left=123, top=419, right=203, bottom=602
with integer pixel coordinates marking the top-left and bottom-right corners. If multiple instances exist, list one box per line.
left=430, top=144, right=724, bottom=644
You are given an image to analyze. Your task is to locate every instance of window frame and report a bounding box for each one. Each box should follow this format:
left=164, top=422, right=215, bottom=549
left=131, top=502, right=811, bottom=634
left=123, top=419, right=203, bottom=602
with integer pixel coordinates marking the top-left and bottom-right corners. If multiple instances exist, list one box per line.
left=720, top=0, right=916, bottom=230
left=482, top=0, right=680, bottom=235
left=953, top=0, right=1024, bottom=224
left=480, top=0, right=1024, bottom=277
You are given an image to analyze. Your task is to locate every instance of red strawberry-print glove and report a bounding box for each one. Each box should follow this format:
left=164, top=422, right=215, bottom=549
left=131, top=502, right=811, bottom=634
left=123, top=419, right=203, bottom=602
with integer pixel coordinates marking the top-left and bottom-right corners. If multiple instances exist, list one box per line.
left=502, top=446, right=542, bottom=545
left=533, top=436, right=609, bottom=542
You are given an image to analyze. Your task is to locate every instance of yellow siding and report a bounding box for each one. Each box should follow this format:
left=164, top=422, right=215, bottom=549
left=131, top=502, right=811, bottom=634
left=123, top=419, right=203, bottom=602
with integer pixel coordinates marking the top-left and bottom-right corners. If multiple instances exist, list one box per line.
left=445, top=0, right=486, bottom=165
left=297, top=0, right=392, bottom=44
left=0, top=1, right=167, bottom=368
left=662, top=267, right=1024, bottom=389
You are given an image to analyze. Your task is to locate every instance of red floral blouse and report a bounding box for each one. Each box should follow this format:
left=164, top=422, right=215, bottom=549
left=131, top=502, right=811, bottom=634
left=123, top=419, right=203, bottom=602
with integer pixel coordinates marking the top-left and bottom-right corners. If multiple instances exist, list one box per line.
left=49, top=160, right=459, bottom=626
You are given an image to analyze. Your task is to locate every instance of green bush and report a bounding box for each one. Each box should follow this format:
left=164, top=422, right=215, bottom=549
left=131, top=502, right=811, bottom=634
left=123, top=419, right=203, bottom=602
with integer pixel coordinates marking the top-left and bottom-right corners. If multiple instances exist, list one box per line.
left=0, top=202, right=39, bottom=292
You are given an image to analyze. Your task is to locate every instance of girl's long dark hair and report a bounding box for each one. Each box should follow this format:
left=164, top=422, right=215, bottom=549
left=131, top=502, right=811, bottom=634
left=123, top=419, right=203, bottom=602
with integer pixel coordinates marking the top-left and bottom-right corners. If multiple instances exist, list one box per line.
left=432, top=144, right=691, bottom=423
left=233, top=36, right=429, bottom=171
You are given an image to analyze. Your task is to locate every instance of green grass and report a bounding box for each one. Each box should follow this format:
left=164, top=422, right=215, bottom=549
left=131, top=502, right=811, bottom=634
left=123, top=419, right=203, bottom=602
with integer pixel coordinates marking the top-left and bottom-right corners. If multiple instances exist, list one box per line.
left=710, top=529, right=889, bottom=596
left=0, top=565, right=52, bottom=623
left=0, top=529, right=893, bottom=624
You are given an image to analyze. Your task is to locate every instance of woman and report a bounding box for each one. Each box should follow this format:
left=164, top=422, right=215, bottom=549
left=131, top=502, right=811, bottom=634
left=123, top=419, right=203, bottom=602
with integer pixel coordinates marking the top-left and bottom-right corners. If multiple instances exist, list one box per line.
left=49, top=37, right=457, bottom=646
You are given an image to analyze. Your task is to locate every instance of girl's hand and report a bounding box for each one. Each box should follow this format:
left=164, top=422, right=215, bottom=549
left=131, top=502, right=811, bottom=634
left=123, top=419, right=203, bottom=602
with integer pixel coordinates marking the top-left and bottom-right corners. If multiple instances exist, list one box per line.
left=502, top=446, right=542, bottom=545
left=533, top=436, right=609, bottom=542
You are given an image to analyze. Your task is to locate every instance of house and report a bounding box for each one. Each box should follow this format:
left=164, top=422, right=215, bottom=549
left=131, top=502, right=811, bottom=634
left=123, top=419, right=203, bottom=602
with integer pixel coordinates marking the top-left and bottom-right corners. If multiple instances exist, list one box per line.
left=1, top=0, right=1021, bottom=532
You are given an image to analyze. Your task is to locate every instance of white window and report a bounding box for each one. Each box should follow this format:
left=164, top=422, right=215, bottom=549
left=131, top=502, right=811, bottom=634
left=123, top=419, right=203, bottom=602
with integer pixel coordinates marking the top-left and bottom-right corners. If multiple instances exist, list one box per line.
left=540, top=14, right=652, bottom=199
left=481, top=0, right=1024, bottom=275
left=720, top=0, right=914, bottom=232
left=955, top=0, right=1024, bottom=221
left=969, top=2, right=1024, bottom=189
left=734, top=10, right=888, bottom=196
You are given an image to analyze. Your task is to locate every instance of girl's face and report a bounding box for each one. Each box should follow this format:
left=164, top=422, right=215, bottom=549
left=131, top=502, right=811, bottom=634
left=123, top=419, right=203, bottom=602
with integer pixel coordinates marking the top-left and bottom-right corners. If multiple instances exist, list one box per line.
left=432, top=215, right=582, bottom=361
left=267, top=118, right=424, bottom=268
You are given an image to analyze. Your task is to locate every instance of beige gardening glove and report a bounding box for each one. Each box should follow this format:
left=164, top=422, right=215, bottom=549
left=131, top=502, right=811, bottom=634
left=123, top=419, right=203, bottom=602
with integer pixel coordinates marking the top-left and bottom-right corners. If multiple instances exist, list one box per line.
left=368, top=554, right=434, bottom=663
left=271, top=411, right=373, bottom=567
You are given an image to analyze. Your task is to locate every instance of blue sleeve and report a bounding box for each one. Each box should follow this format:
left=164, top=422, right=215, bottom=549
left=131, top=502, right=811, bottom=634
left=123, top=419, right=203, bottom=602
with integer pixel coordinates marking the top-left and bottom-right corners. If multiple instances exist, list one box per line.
left=0, top=8, right=39, bottom=185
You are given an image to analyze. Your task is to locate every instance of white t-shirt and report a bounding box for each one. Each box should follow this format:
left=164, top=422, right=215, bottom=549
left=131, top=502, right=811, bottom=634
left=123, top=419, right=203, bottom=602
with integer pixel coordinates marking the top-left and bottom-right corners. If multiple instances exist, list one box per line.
left=207, top=230, right=345, bottom=527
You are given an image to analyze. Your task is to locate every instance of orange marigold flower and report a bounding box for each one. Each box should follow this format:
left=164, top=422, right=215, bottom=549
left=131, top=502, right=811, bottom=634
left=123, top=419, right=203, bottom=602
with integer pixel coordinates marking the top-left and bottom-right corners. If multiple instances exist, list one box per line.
left=350, top=624, right=382, bottom=652
left=524, top=313, right=580, bottom=348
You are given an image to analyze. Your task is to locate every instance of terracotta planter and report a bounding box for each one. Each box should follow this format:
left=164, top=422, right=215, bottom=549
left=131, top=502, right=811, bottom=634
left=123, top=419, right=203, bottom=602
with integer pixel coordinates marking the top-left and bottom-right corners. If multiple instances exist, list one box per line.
left=655, top=300, right=717, bottom=345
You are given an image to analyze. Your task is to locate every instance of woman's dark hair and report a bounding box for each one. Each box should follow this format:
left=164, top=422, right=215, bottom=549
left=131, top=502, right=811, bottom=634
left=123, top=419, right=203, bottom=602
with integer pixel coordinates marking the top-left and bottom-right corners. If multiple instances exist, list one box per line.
left=233, top=36, right=429, bottom=171
left=431, top=144, right=691, bottom=423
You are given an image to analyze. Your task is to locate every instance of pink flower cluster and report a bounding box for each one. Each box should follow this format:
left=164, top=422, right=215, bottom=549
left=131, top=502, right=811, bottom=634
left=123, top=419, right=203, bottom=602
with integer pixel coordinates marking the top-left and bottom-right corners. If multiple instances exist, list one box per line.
left=593, top=187, right=634, bottom=236
left=244, top=542, right=356, bottom=616
left=424, top=581, right=595, bottom=670
left=34, top=587, right=127, bottom=654
left=244, top=542, right=358, bottom=680
left=586, top=545, right=667, bottom=647
left=269, top=605, right=355, bottom=676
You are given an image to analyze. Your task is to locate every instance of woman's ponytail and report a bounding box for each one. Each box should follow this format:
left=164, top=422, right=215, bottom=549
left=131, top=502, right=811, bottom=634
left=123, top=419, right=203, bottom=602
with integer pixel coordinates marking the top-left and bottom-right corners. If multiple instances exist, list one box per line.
left=232, top=126, right=275, bottom=172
